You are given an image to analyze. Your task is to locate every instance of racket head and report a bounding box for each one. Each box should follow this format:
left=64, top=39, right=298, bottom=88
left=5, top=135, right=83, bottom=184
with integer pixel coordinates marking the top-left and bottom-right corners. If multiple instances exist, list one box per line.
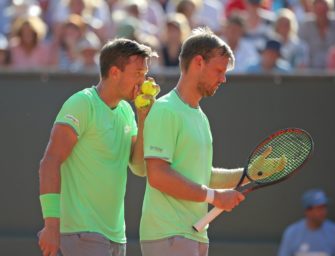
left=244, top=128, right=314, bottom=188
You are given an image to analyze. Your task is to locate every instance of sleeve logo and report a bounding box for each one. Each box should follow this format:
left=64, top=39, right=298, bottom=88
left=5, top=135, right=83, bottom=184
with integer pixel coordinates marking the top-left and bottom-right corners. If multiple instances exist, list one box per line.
left=65, top=114, right=80, bottom=127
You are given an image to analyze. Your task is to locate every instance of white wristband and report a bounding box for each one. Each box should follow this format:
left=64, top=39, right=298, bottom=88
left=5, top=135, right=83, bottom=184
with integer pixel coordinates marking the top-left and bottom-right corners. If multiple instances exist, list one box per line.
left=202, top=185, right=215, bottom=204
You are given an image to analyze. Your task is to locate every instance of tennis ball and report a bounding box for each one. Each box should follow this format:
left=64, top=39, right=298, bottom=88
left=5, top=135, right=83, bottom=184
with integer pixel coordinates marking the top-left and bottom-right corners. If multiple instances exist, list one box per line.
left=135, top=94, right=150, bottom=109
left=141, top=80, right=158, bottom=96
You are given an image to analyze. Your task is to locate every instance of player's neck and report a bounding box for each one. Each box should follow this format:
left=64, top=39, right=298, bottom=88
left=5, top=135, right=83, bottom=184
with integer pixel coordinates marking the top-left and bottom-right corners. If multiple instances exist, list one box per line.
left=175, top=75, right=201, bottom=108
left=96, top=81, right=120, bottom=109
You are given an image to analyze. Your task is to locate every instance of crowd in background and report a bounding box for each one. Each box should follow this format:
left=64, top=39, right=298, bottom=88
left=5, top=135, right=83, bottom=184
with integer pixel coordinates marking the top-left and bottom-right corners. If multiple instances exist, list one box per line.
left=0, top=0, right=335, bottom=73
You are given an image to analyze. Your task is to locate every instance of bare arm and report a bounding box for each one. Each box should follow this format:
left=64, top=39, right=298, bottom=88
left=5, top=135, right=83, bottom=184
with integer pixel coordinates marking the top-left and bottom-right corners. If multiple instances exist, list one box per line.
left=129, top=108, right=147, bottom=177
left=38, top=124, right=77, bottom=256
left=146, top=158, right=245, bottom=210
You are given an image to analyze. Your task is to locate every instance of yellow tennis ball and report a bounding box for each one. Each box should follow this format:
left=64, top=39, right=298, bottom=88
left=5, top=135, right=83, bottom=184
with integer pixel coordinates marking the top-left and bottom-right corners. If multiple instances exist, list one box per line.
left=135, top=94, right=151, bottom=109
left=141, top=80, right=158, bottom=96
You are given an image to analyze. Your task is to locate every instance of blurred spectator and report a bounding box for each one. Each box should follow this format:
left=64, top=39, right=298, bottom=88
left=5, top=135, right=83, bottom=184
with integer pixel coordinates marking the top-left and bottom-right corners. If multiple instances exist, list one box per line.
left=243, top=0, right=276, bottom=51
left=9, top=15, right=51, bottom=70
left=52, top=0, right=111, bottom=43
left=50, top=14, right=87, bottom=70
left=71, top=31, right=100, bottom=72
left=0, top=0, right=12, bottom=35
left=159, top=13, right=191, bottom=67
left=196, top=0, right=225, bottom=33
left=287, top=0, right=313, bottom=23
left=176, top=0, right=200, bottom=28
left=273, top=8, right=309, bottom=69
left=278, top=189, right=335, bottom=256
left=221, top=12, right=259, bottom=73
left=327, top=45, right=335, bottom=71
left=298, top=0, right=335, bottom=69
left=247, top=38, right=292, bottom=73
left=0, top=34, right=11, bottom=67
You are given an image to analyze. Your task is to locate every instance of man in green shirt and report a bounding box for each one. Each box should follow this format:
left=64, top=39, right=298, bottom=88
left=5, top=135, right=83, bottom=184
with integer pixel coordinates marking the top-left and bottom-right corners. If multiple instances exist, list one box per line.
left=140, top=27, right=285, bottom=255
left=38, top=38, right=157, bottom=256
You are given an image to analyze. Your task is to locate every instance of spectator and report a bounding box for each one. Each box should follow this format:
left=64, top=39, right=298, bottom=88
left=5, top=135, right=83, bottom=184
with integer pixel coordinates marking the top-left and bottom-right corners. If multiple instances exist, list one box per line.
left=71, top=31, right=101, bottom=72
left=50, top=14, right=87, bottom=70
left=278, top=189, right=335, bottom=256
left=247, top=38, right=291, bottom=73
left=243, top=0, right=276, bottom=51
left=176, top=0, right=200, bottom=29
left=52, top=0, right=111, bottom=43
left=159, top=13, right=191, bottom=67
left=273, top=8, right=309, bottom=69
left=9, top=16, right=50, bottom=70
left=0, top=34, right=10, bottom=67
left=298, top=0, right=335, bottom=69
left=221, top=12, right=259, bottom=73
left=196, top=0, right=225, bottom=34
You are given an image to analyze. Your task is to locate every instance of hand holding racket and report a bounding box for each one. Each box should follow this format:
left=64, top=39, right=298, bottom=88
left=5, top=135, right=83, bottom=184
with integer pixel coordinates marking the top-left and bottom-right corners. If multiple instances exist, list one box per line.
left=193, top=128, right=314, bottom=232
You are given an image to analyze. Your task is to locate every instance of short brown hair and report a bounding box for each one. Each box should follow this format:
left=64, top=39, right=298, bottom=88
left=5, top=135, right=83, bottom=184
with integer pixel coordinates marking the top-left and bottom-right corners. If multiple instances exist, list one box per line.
left=179, top=27, right=235, bottom=72
left=99, top=38, right=158, bottom=79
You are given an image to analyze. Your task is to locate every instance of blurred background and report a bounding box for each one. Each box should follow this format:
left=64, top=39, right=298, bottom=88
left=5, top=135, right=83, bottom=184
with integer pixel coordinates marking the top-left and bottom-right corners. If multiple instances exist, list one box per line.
left=0, top=0, right=335, bottom=255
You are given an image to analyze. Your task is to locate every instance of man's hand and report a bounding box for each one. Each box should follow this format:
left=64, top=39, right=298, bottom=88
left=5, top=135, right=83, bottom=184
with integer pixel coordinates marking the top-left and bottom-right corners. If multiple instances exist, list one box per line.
left=212, top=189, right=245, bottom=211
left=248, top=146, right=287, bottom=180
left=38, top=218, right=60, bottom=256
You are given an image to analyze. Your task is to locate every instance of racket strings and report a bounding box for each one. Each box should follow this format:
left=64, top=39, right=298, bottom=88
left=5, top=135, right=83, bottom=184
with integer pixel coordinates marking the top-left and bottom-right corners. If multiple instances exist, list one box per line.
left=248, top=132, right=313, bottom=184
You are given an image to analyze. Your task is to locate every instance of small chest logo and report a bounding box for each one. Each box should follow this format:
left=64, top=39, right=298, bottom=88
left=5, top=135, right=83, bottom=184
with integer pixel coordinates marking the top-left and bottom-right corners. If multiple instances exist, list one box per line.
left=124, top=125, right=131, bottom=134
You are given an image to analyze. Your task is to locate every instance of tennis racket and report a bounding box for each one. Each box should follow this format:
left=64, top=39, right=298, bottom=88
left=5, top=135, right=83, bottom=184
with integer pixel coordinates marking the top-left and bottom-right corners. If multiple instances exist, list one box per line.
left=193, top=128, right=314, bottom=232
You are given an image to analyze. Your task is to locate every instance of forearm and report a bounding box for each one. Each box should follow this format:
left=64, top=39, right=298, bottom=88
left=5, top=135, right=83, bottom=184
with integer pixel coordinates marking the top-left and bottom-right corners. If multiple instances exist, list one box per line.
left=39, top=156, right=61, bottom=194
left=39, top=156, right=62, bottom=229
left=209, top=167, right=246, bottom=189
left=129, top=121, right=146, bottom=177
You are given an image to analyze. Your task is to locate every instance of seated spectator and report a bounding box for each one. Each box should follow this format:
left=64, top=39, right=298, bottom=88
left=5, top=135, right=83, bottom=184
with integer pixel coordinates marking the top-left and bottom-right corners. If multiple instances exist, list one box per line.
left=175, top=0, right=200, bottom=29
left=9, top=16, right=51, bottom=70
left=298, top=0, right=335, bottom=69
left=247, top=38, right=292, bottom=73
left=221, top=12, right=259, bottom=73
left=50, top=14, right=87, bottom=70
left=273, top=8, right=309, bottom=69
left=71, top=32, right=100, bottom=72
left=0, top=34, right=10, bottom=67
left=243, top=0, right=276, bottom=51
left=278, top=189, right=335, bottom=256
left=52, top=0, right=111, bottom=43
left=159, top=13, right=191, bottom=67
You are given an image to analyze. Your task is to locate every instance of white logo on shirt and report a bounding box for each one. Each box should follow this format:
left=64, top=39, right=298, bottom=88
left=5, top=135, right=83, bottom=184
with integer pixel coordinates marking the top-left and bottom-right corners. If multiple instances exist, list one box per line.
left=124, top=125, right=131, bottom=134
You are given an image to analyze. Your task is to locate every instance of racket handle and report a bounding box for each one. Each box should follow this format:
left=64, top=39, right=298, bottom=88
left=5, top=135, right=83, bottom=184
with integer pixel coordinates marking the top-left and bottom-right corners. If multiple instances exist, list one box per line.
left=192, top=207, right=223, bottom=232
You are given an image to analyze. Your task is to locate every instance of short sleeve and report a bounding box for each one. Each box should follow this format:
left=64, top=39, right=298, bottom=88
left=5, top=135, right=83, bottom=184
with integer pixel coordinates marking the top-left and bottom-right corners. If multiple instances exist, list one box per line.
left=54, top=92, right=91, bottom=137
left=144, top=104, right=178, bottom=163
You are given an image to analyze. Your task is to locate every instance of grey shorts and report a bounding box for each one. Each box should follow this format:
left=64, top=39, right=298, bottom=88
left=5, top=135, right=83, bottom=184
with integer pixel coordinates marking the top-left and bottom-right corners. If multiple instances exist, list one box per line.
left=141, top=236, right=209, bottom=256
left=59, top=232, right=126, bottom=256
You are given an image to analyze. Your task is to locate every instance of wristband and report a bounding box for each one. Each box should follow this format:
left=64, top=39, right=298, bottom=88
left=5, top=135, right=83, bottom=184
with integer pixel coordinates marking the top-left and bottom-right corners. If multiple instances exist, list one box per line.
left=39, top=193, right=60, bottom=218
left=202, top=185, right=215, bottom=204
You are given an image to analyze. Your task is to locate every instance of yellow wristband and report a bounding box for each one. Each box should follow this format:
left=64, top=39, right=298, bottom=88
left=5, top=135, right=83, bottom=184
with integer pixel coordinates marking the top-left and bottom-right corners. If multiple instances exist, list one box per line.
left=39, top=194, right=60, bottom=218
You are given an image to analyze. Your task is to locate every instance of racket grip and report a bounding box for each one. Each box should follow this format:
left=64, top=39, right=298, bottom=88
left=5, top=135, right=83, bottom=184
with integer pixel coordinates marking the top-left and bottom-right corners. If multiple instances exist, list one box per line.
left=192, top=207, right=223, bottom=232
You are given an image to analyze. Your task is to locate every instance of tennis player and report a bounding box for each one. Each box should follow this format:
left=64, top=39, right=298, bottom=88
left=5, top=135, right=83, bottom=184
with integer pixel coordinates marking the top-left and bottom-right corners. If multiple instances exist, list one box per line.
left=38, top=38, right=157, bottom=256
left=140, top=27, right=284, bottom=256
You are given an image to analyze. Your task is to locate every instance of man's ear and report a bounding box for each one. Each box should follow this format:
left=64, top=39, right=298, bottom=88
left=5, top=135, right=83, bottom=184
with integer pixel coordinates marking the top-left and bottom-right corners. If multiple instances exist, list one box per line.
left=192, top=55, right=205, bottom=70
left=109, top=66, right=120, bottom=79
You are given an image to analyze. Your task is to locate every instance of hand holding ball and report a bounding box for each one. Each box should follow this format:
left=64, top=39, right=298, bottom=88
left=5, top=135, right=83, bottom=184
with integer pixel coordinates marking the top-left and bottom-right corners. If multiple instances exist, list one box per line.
left=135, top=80, right=160, bottom=109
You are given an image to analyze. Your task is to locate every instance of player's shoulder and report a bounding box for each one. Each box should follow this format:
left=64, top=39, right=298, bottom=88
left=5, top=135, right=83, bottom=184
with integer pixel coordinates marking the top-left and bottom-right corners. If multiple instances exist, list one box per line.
left=67, top=87, right=95, bottom=105
left=284, top=219, right=305, bottom=235
left=324, top=220, right=335, bottom=230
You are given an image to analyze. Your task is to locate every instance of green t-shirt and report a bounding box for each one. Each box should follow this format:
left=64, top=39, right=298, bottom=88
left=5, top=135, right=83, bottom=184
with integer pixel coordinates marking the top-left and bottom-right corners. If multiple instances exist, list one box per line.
left=140, top=89, right=213, bottom=243
left=55, top=86, right=137, bottom=243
